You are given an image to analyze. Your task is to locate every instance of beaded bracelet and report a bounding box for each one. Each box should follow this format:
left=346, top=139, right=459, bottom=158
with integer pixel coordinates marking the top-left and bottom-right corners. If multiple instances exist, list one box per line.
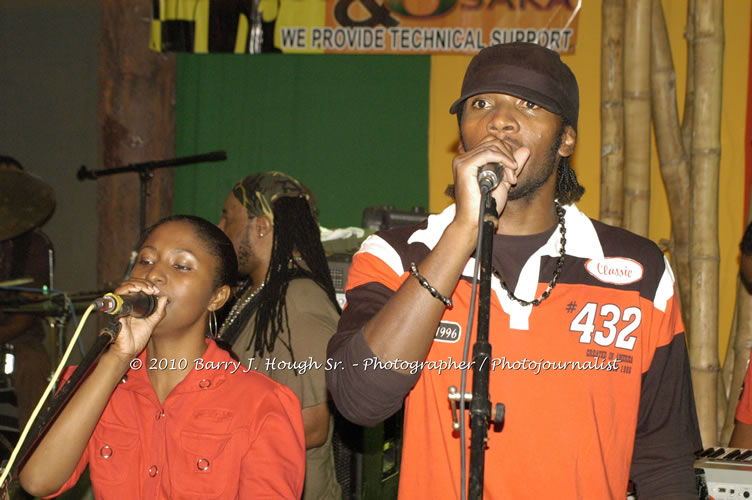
left=409, top=262, right=452, bottom=308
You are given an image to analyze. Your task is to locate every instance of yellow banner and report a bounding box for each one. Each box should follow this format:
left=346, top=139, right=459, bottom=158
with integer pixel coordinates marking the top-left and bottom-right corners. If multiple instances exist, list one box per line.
left=281, top=0, right=582, bottom=54
left=152, top=0, right=581, bottom=55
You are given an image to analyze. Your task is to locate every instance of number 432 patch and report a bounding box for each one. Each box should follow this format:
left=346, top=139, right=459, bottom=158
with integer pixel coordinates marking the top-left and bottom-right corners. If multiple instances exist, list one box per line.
left=570, top=302, right=641, bottom=351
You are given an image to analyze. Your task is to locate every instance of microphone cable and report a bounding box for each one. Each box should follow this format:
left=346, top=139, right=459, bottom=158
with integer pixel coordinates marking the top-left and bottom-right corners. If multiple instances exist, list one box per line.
left=0, top=303, right=96, bottom=488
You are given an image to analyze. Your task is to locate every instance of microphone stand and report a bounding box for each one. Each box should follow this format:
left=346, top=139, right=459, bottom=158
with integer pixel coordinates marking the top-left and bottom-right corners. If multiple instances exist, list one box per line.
left=77, top=151, right=227, bottom=233
left=10, top=318, right=121, bottom=477
left=468, top=194, right=504, bottom=499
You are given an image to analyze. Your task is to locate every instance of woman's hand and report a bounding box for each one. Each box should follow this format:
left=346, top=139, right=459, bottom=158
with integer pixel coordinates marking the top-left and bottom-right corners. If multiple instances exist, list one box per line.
left=107, top=279, right=168, bottom=361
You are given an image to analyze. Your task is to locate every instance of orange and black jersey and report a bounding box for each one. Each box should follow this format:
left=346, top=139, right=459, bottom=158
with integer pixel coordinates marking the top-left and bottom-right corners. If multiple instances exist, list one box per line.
left=327, top=203, right=701, bottom=499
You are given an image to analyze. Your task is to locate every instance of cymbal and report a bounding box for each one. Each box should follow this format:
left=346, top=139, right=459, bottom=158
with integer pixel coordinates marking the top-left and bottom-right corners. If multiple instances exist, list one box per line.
left=0, top=169, right=55, bottom=241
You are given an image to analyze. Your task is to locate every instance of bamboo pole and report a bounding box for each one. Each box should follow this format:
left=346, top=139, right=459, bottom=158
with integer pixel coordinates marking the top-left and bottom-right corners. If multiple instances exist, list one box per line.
left=649, top=0, right=691, bottom=326
left=688, top=0, right=723, bottom=447
left=600, top=0, right=625, bottom=227
left=722, top=305, right=739, bottom=397
left=721, top=285, right=741, bottom=405
left=681, top=0, right=697, bottom=161
left=718, top=302, right=737, bottom=431
left=623, top=0, right=652, bottom=237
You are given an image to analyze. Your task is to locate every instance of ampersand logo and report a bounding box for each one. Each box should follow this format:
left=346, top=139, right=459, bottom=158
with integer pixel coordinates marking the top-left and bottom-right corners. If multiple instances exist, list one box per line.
left=334, top=0, right=399, bottom=27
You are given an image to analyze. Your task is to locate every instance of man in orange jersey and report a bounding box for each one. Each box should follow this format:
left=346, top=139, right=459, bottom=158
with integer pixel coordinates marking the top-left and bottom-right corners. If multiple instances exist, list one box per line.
left=327, top=42, right=701, bottom=499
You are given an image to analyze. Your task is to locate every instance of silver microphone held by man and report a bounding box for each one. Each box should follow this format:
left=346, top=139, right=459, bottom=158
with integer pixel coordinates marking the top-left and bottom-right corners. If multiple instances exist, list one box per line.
left=477, top=162, right=504, bottom=193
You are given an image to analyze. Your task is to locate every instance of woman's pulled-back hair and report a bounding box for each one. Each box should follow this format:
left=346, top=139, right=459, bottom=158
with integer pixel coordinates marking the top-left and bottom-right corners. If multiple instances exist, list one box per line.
left=139, top=214, right=238, bottom=289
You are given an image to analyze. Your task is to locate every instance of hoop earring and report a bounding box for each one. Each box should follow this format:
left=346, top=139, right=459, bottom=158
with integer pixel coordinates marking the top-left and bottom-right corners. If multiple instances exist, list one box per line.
left=209, top=310, right=218, bottom=339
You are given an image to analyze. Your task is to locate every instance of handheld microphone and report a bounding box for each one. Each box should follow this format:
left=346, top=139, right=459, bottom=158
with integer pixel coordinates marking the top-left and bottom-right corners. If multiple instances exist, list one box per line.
left=477, top=163, right=503, bottom=192
left=93, top=292, right=157, bottom=318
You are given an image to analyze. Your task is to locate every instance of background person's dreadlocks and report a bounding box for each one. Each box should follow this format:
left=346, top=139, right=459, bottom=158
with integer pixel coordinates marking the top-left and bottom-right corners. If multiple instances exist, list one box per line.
left=217, top=170, right=343, bottom=500
left=219, top=195, right=339, bottom=359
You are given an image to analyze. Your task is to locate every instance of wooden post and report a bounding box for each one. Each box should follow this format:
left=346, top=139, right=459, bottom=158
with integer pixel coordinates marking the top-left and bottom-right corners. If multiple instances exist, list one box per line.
left=623, top=0, right=652, bottom=237
left=600, top=0, right=625, bottom=228
left=97, top=0, right=176, bottom=289
left=688, top=0, right=723, bottom=447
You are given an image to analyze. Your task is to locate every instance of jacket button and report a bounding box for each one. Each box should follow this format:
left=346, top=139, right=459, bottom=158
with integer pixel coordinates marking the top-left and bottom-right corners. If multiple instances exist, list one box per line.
left=198, top=379, right=211, bottom=389
left=100, top=445, right=113, bottom=459
left=197, top=458, right=210, bottom=471
left=148, top=465, right=158, bottom=477
left=155, top=410, right=165, bottom=420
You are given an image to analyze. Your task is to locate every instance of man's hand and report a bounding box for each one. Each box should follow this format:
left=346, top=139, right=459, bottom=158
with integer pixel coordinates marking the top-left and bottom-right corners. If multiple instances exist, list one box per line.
left=452, top=137, right=530, bottom=235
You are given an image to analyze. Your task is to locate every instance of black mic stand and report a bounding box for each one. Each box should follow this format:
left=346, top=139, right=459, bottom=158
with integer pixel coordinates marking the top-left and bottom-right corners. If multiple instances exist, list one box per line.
left=77, top=151, right=227, bottom=233
left=10, top=318, right=121, bottom=477
left=468, top=195, right=505, bottom=499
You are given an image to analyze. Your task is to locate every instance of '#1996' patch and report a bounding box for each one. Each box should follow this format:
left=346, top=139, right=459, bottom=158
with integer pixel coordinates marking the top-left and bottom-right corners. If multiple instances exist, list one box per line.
left=434, top=321, right=461, bottom=343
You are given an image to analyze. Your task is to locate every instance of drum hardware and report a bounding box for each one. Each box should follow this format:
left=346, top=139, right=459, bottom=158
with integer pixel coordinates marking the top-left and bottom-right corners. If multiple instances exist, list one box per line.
left=0, top=472, right=8, bottom=500
left=47, top=248, right=54, bottom=293
left=0, top=289, right=110, bottom=318
left=1, top=290, right=108, bottom=365
left=0, top=292, right=68, bottom=317
left=49, top=290, right=110, bottom=362
left=0, top=169, right=55, bottom=242
left=0, top=279, right=32, bottom=288
left=1, top=346, right=12, bottom=378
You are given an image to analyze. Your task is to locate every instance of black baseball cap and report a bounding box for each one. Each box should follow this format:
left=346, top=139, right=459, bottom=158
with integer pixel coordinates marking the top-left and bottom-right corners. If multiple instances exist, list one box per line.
left=449, top=42, right=579, bottom=131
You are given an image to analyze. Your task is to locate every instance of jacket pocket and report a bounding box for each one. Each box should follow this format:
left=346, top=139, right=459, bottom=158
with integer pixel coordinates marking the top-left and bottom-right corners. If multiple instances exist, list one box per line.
left=88, top=421, right=141, bottom=486
left=174, top=430, right=238, bottom=497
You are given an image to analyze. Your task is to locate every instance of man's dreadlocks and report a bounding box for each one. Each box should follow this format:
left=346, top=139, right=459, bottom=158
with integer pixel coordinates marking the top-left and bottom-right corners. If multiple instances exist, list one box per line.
left=220, top=196, right=339, bottom=364
left=555, top=136, right=585, bottom=205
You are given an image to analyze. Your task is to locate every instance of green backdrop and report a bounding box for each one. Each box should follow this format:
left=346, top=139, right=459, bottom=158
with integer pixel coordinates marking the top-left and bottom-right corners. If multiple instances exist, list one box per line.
left=174, top=54, right=430, bottom=229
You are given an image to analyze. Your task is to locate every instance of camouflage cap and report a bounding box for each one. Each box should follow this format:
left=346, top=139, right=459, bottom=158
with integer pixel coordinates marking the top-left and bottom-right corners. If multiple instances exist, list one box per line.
left=231, top=171, right=318, bottom=223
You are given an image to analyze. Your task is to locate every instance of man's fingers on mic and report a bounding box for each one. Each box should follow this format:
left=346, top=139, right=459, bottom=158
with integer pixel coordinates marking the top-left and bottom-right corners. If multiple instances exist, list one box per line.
left=513, top=147, right=531, bottom=170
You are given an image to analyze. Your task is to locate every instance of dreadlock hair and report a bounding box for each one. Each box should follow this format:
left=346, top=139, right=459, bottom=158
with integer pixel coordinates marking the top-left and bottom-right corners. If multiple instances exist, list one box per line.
left=454, top=107, right=585, bottom=205
left=139, top=215, right=240, bottom=358
left=555, top=119, right=585, bottom=205
left=221, top=196, right=339, bottom=364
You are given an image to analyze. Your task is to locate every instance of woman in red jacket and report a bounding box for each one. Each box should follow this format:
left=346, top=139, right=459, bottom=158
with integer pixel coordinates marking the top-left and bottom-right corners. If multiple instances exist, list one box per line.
left=19, top=215, right=305, bottom=499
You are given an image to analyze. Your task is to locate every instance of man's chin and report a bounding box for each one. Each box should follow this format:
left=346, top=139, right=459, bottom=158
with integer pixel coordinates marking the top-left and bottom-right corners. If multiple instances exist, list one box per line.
left=507, top=185, right=531, bottom=201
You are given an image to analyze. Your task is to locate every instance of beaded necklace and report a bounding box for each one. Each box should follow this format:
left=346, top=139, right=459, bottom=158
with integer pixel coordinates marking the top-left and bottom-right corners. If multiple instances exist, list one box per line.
left=492, top=200, right=566, bottom=307
left=218, top=281, right=265, bottom=336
